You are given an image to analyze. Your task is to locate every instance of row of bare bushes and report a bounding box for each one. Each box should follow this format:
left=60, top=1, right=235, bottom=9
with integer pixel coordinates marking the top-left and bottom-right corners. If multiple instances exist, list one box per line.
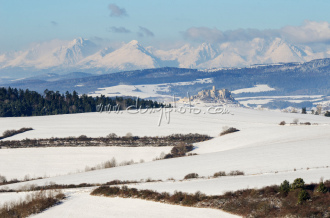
left=0, top=174, right=44, bottom=186
left=279, top=119, right=313, bottom=125
left=0, top=190, right=65, bottom=218
left=0, top=169, right=246, bottom=192
left=0, top=178, right=163, bottom=193
left=84, top=157, right=145, bottom=172
left=183, top=170, right=245, bottom=180
left=0, top=127, right=33, bottom=140
left=91, top=178, right=330, bottom=217
left=0, top=133, right=211, bottom=148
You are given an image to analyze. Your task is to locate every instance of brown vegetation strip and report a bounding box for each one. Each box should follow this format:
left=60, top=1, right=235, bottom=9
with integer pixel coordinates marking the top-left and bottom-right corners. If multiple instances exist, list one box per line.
left=91, top=179, right=330, bottom=217
left=0, top=128, right=33, bottom=140
left=0, top=190, right=65, bottom=218
left=0, top=133, right=211, bottom=148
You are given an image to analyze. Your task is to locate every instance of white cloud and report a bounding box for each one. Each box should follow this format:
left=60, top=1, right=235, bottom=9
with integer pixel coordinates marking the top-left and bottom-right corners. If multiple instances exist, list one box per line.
left=281, top=20, right=330, bottom=44
left=183, top=27, right=278, bottom=43
left=183, top=21, right=330, bottom=46
left=183, top=27, right=224, bottom=43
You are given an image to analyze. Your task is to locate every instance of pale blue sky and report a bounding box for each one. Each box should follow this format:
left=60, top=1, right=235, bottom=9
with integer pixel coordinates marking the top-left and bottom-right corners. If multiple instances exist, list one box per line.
left=1, top=0, right=330, bottom=51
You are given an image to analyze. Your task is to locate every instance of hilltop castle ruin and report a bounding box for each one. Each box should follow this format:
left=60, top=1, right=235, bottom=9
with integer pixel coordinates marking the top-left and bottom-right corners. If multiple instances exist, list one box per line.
left=196, top=86, right=233, bottom=100
left=182, top=86, right=236, bottom=103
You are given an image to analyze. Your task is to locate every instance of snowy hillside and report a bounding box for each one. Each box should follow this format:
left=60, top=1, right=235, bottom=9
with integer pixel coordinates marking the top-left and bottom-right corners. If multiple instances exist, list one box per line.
left=0, top=147, right=172, bottom=180
left=0, top=189, right=238, bottom=218
left=1, top=106, right=330, bottom=217
left=1, top=107, right=329, bottom=195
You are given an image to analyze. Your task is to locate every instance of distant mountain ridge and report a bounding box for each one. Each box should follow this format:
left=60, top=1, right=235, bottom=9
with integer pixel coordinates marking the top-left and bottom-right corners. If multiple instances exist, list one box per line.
left=3, top=58, right=330, bottom=100
left=1, top=37, right=329, bottom=79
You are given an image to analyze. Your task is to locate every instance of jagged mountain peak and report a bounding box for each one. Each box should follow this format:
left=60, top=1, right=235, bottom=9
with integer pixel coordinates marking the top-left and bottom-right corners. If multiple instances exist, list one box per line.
left=78, top=39, right=160, bottom=71
left=72, top=37, right=84, bottom=45
left=127, top=40, right=139, bottom=46
left=2, top=36, right=330, bottom=78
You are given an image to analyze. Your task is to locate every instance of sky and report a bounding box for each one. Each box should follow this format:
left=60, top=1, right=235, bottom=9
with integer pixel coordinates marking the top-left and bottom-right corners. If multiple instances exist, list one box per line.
left=1, top=0, right=330, bottom=52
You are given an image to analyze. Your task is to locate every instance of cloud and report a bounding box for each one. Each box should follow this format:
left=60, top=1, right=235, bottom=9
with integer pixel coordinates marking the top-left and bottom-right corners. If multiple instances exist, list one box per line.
left=51, top=21, right=58, bottom=26
left=281, top=20, right=330, bottom=44
left=109, top=26, right=131, bottom=33
left=183, top=21, right=330, bottom=45
left=183, top=27, right=277, bottom=43
left=183, top=27, right=223, bottom=43
left=108, top=4, right=127, bottom=17
left=138, top=26, right=154, bottom=37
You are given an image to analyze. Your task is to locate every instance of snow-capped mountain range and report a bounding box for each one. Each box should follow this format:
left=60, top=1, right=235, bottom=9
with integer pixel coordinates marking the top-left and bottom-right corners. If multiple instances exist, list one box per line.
left=1, top=37, right=329, bottom=78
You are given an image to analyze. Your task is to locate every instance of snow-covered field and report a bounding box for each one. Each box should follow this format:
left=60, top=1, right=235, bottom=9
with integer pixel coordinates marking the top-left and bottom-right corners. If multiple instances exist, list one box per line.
left=127, top=168, right=330, bottom=196
left=1, top=107, right=328, bottom=140
left=232, top=84, right=275, bottom=94
left=88, top=78, right=212, bottom=99
left=0, top=147, right=171, bottom=180
left=1, top=106, right=330, bottom=217
left=1, top=108, right=329, bottom=188
left=235, top=95, right=326, bottom=108
left=0, top=188, right=238, bottom=217
left=32, top=189, right=238, bottom=218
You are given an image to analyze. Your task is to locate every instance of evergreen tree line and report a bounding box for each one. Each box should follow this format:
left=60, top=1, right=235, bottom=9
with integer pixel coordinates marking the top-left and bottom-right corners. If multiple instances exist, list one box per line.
left=0, top=87, right=166, bottom=117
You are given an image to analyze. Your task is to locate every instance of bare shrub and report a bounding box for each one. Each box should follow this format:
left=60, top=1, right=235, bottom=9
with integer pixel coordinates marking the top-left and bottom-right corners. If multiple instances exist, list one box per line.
left=279, top=121, right=286, bottom=125
left=213, top=171, right=226, bottom=178
left=184, top=173, right=199, bottom=180
left=171, top=142, right=193, bottom=156
left=24, top=174, right=30, bottom=181
left=119, top=159, right=135, bottom=166
left=125, top=132, right=133, bottom=138
left=78, top=135, right=88, bottom=139
left=163, top=153, right=174, bottom=159
left=187, top=153, right=197, bottom=156
left=292, top=118, right=299, bottom=124
left=106, top=133, right=117, bottom=138
left=220, top=127, right=239, bottom=136
left=2, top=130, right=16, bottom=138
left=228, top=170, right=245, bottom=176
left=0, top=175, right=7, bottom=184
left=84, top=157, right=139, bottom=172
left=164, top=142, right=194, bottom=159
left=103, top=157, right=117, bottom=168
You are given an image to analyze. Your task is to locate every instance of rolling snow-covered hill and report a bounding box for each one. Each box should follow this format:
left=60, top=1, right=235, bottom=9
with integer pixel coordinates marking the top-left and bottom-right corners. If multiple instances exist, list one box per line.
left=1, top=106, right=329, bottom=217
left=1, top=107, right=330, bottom=194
